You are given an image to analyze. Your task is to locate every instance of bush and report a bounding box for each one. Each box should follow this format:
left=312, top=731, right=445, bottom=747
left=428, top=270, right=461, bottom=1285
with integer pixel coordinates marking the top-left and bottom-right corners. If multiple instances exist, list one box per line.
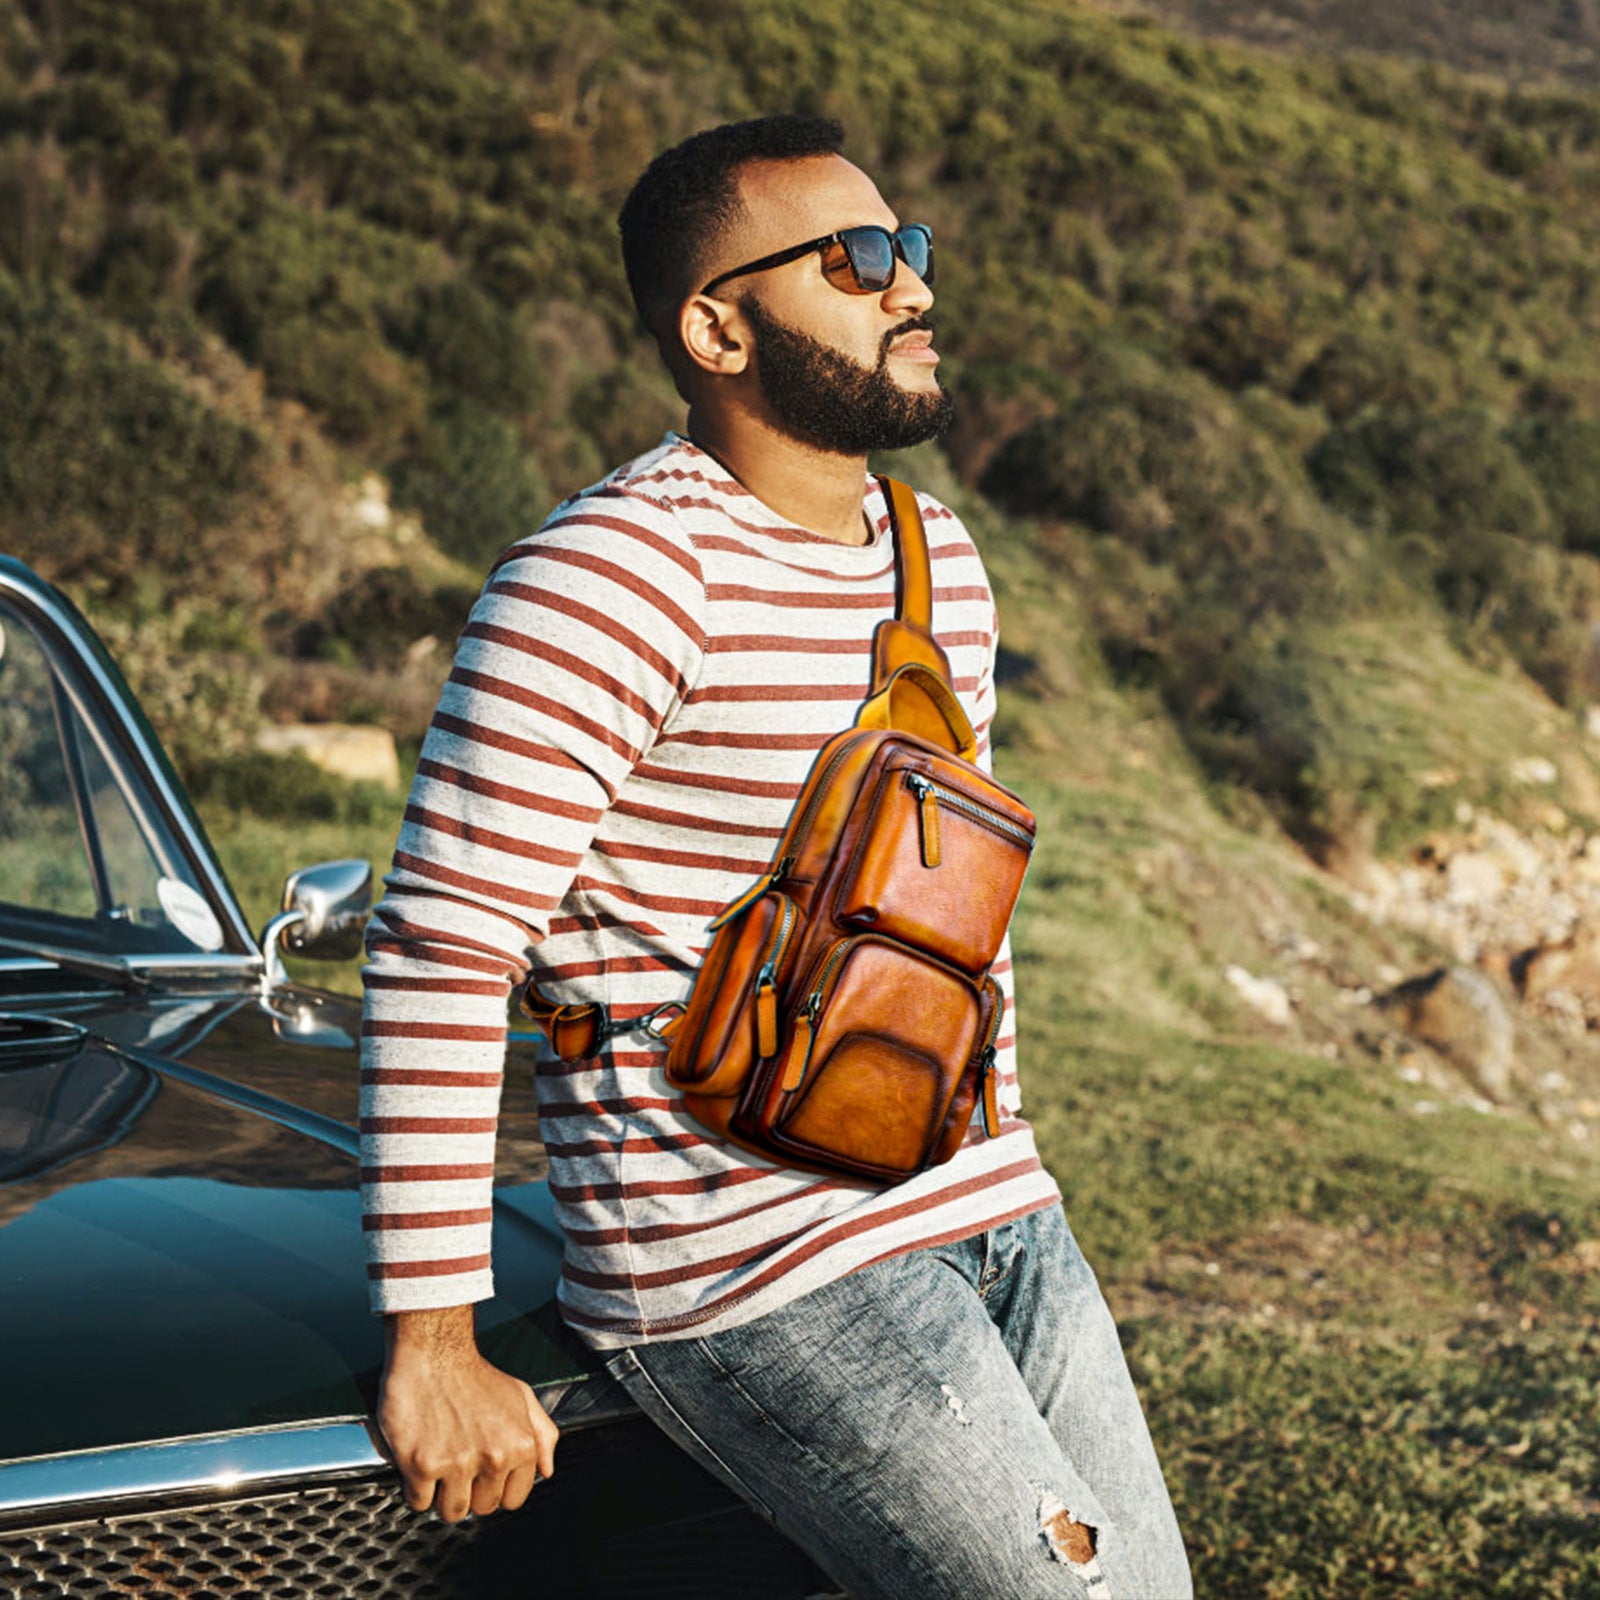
left=1506, top=412, right=1600, bottom=556
left=1307, top=408, right=1553, bottom=544
left=0, top=272, right=263, bottom=599
left=1181, top=291, right=1293, bottom=390
left=389, top=397, right=551, bottom=569
left=1290, top=328, right=1454, bottom=423
left=256, top=317, right=425, bottom=449
left=183, top=747, right=397, bottom=826
left=980, top=358, right=1346, bottom=632
left=393, top=278, right=543, bottom=413
left=1307, top=408, right=1597, bottom=698
left=305, top=565, right=479, bottom=667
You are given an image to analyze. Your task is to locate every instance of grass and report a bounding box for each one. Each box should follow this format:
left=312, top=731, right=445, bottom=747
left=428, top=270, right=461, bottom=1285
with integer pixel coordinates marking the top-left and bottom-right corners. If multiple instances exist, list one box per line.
left=998, top=732, right=1600, bottom=1593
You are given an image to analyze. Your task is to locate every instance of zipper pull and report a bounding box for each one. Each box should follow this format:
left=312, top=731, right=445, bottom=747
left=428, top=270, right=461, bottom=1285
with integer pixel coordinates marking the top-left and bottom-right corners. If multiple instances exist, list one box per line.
left=780, top=990, right=822, bottom=1093
left=980, top=1045, right=1000, bottom=1138
left=756, top=960, right=780, bottom=1059
left=906, top=774, right=941, bottom=868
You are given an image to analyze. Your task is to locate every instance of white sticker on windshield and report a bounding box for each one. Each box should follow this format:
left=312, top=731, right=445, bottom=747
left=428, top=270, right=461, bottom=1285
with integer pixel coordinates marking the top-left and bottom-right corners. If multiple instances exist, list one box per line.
left=157, top=876, right=225, bottom=952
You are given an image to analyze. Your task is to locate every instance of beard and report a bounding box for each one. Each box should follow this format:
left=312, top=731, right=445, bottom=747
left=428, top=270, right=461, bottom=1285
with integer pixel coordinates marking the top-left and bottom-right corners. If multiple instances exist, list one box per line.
left=740, top=298, right=955, bottom=455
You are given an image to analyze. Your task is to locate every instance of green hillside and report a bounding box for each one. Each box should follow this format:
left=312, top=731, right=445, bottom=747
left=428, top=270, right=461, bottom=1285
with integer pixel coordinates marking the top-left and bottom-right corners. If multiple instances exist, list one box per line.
left=8, top=0, right=1600, bottom=1590
left=12, top=0, right=1600, bottom=849
left=1092, top=0, right=1600, bottom=91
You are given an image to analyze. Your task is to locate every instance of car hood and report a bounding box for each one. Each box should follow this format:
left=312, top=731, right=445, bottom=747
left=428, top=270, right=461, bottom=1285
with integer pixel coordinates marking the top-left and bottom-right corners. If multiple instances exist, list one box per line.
left=0, top=988, right=590, bottom=1463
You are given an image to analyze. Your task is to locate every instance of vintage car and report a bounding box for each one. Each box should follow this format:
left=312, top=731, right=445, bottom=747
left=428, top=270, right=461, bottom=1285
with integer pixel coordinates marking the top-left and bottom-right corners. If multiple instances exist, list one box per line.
left=0, top=555, right=833, bottom=1598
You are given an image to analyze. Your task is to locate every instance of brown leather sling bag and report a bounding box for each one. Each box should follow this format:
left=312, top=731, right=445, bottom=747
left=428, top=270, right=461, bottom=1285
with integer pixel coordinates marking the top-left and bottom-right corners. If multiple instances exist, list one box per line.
left=520, top=477, right=1036, bottom=1183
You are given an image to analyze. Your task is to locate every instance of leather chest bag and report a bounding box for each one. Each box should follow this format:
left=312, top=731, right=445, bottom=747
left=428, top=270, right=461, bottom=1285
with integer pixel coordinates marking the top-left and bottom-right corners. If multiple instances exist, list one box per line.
left=521, top=476, right=1037, bottom=1184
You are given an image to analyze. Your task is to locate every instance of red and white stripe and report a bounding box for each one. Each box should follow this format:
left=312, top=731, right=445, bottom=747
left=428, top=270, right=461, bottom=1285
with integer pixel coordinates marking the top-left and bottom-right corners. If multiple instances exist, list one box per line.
left=360, top=433, right=1059, bottom=1342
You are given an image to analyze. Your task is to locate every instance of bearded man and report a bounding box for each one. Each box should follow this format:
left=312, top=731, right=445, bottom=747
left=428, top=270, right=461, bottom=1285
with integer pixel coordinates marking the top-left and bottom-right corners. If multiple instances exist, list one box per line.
left=361, top=114, right=1192, bottom=1599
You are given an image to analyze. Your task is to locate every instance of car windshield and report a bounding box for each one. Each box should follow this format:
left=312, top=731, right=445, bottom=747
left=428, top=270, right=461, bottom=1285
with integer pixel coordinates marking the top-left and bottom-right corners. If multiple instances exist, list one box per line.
left=0, top=600, right=231, bottom=960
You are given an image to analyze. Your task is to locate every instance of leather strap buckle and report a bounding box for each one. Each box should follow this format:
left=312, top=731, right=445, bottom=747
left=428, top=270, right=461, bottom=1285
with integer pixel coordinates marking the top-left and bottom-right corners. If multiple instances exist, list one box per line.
left=594, top=1000, right=686, bottom=1044
left=639, top=1001, right=687, bottom=1041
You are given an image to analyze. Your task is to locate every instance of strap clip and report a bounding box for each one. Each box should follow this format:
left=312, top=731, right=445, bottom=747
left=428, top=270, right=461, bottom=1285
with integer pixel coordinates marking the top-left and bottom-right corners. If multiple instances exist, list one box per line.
left=594, top=999, right=686, bottom=1044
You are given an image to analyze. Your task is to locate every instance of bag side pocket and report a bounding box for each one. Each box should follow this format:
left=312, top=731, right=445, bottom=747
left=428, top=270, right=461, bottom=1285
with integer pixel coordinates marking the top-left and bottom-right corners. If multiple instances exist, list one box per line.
left=665, top=893, right=797, bottom=1096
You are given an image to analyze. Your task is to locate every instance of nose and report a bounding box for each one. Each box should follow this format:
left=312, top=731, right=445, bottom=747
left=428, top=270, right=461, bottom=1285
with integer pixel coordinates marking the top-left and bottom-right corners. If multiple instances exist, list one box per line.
left=883, top=255, right=933, bottom=315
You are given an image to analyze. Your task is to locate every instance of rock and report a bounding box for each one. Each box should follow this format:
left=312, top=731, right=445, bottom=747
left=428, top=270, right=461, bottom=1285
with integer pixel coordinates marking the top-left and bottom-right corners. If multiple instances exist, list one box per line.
left=1571, top=837, right=1600, bottom=886
left=257, top=723, right=401, bottom=787
left=352, top=472, right=392, bottom=530
left=1512, top=923, right=1600, bottom=1003
left=1509, top=755, right=1559, bottom=786
left=1446, top=851, right=1505, bottom=907
left=1376, top=966, right=1514, bottom=1101
left=1224, top=965, right=1292, bottom=1026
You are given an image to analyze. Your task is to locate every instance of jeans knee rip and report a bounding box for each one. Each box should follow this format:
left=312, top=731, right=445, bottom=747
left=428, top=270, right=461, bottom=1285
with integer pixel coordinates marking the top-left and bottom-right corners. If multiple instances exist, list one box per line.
left=1035, top=1488, right=1109, bottom=1593
left=939, top=1384, right=971, bottom=1426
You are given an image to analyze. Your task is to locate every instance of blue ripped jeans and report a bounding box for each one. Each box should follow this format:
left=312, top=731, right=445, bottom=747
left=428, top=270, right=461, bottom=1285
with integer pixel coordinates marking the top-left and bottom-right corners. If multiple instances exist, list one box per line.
left=603, top=1203, right=1193, bottom=1600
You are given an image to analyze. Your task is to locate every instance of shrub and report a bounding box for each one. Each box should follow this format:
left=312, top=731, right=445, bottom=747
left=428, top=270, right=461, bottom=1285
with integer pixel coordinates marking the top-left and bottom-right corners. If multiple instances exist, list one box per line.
left=394, top=278, right=543, bottom=413
left=255, top=317, right=425, bottom=449
left=1181, top=291, right=1293, bottom=390
left=1290, top=328, right=1454, bottom=423
left=305, top=565, right=479, bottom=667
left=1506, top=413, right=1600, bottom=556
left=0, top=272, right=263, bottom=599
left=1306, top=408, right=1553, bottom=545
left=182, top=747, right=396, bottom=826
left=389, top=397, right=551, bottom=569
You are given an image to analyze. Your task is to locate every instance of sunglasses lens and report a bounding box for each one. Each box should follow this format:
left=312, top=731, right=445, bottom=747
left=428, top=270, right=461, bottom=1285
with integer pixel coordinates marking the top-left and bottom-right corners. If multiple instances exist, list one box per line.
left=899, top=226, right=934, bottom=287
left=842, top=228, right=896, bottom=292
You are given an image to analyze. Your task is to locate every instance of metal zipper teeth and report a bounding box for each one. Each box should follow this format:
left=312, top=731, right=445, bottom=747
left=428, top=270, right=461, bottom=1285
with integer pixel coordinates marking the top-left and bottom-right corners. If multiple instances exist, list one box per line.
left=757, top=898, right=797, bottom=991
left=779, top=736, right=871, bottom=875
left=906, top=773, right=1034, bottom=849
left=793, top=925, right=981, bottom=1026
left=687, top=896, right=794, bottom=1068
left=802, top=937, right=857, bottom=1013
left=976, top=979, right=1006, bottom=1063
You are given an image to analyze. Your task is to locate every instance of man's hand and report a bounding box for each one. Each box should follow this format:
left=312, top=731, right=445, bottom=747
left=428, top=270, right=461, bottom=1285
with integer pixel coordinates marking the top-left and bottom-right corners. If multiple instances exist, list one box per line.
left=376, top=1305, right=559, bottom=1522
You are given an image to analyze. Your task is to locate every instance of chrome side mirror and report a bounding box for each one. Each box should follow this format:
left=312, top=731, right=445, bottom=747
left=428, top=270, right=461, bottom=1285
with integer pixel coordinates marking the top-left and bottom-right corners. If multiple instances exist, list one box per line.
left=259, top=859, right=373, bottom=991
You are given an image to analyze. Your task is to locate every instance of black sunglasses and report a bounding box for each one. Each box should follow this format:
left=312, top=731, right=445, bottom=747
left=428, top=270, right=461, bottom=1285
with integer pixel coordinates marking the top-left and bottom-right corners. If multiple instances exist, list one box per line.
left=700, top=223, right=934, bottom=298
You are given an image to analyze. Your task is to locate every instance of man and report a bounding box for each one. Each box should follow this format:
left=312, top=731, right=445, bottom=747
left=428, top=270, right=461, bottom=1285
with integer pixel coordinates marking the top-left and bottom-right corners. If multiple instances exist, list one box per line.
left=362, top=115, right=1192, bottom=1598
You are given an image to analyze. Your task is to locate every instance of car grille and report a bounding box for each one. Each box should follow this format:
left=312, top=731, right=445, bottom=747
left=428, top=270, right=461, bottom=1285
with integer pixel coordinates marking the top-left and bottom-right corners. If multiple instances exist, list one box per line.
left=1, top=1417, right=838, bottom=1599
left=1, top=1477, right=489, bottom=1599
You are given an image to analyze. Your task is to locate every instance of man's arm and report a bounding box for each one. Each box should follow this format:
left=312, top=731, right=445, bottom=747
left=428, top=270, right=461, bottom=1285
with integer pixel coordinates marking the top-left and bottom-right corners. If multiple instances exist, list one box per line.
left=360, top=501, right=707, bottom=1513
left=378, top=1307, right=558, bottom=1521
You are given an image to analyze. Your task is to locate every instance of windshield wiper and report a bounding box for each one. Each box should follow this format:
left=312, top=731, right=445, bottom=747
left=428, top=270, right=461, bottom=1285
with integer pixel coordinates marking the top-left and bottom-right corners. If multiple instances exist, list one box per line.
left=0, top=936, right=150, bottom=992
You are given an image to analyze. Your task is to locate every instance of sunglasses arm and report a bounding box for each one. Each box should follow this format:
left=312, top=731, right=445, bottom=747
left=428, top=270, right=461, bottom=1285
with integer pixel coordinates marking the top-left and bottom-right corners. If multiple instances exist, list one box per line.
left=699, top=232, right=843, bottom=298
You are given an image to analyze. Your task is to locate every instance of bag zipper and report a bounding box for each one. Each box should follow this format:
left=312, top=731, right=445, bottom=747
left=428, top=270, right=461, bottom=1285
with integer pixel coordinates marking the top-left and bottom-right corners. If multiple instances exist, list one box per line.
left=904, top=772, right=1034, bottom=869
left=975, top=987, right=1005, bottom=1138
left=780, top=736, right=865, bottom=874
left=778, top=936, right=860, bottom=1093
left=706, top=736, right=866, bottom=930
left=777, top=931, right=988, bottom=1096
left=754, top=896, right=797, bottom=1060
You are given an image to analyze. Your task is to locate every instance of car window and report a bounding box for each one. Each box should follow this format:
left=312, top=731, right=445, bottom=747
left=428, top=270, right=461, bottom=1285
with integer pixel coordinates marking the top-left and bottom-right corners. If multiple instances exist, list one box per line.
left=0, top=604, right=227, bottom=956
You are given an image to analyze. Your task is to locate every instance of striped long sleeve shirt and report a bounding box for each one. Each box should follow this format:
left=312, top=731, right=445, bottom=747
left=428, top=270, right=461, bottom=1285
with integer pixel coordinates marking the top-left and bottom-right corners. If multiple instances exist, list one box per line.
left=359, top=432, right=1061, bottom=1346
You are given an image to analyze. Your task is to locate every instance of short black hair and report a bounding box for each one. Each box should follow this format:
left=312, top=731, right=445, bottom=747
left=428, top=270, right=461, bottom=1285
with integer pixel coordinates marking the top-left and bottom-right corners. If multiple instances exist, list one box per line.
left=618, top=114, right=846, bottom=340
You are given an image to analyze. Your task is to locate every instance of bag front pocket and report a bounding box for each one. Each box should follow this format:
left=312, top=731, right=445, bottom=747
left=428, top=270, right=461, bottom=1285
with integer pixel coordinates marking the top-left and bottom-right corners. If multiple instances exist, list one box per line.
left=836, top=760, right=1035, bottom=974
left=748, top=936, right=983, bottom=1178
left=665, top=892, right=797, bottom=1096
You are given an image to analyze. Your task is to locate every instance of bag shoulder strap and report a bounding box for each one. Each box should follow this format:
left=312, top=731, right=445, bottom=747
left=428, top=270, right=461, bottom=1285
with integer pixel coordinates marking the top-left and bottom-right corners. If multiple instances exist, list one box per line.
left=859, top=477, right=975, bottom=759
left=870, top=475, right=953, bottom=692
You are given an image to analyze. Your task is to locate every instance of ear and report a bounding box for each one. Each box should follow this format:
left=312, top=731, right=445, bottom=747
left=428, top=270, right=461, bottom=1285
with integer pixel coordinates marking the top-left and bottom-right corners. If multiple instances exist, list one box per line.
left=678, top=294, right=751, bottom=380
